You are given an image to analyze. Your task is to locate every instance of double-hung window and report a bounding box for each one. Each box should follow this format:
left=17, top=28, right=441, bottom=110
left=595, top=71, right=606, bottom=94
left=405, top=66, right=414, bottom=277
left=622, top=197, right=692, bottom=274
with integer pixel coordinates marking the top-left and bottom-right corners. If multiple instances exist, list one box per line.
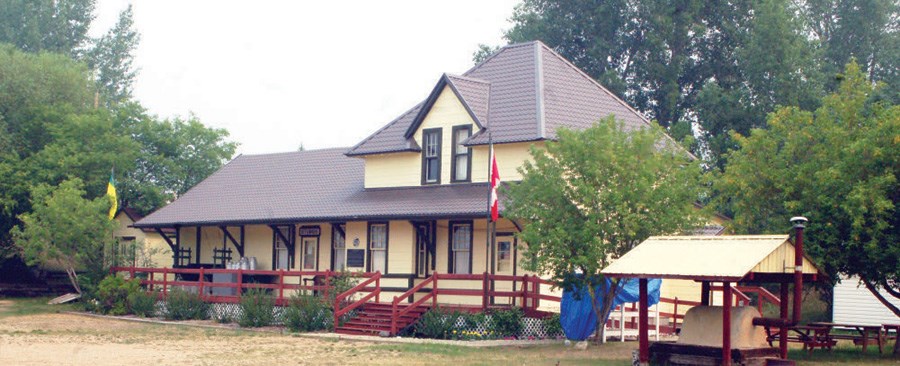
left=421, top=128, right=442, bottom=184
left=332, top=224, right=346, bottom=271
left=449, top=222, right=472, bottom=274
left=451, top=125, right=472, bottom=182
left=368, top=223, right=388, bottom=273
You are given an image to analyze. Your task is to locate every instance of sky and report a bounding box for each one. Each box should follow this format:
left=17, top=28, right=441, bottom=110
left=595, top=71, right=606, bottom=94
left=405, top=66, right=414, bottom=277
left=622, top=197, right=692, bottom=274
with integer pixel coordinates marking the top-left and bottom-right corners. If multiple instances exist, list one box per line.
left=91, top=1, right=520, bottom=155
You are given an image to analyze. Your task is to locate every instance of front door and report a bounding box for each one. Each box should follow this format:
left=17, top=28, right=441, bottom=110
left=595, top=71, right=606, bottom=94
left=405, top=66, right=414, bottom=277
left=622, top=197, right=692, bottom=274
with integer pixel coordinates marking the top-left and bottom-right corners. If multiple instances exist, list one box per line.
left=301, top=237, right=318, bottom=270
left=493, top=233, right=516, bottom=305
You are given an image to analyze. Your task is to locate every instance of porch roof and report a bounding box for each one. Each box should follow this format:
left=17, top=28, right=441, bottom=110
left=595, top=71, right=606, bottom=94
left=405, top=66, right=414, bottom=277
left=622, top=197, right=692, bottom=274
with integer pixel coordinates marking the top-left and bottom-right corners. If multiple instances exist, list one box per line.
left=134, top=148, right=492, bottom=228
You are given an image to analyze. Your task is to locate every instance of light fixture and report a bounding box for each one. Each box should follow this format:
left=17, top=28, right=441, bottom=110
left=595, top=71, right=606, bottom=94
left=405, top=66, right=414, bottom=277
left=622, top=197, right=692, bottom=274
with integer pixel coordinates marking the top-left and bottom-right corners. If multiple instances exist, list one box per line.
left=353, top=238, right=360, bottom=247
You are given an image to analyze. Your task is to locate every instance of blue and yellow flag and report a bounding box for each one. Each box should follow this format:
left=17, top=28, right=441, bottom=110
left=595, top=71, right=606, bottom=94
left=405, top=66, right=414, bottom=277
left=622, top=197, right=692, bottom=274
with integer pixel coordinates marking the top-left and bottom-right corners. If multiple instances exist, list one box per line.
left=107, top=170, right=117, bottom=220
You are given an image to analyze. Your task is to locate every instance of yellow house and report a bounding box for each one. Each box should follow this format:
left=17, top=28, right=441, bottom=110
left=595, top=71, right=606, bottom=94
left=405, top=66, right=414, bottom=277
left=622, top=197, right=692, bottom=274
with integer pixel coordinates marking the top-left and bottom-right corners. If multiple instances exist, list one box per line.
left=131, top=41, right=715, bottom=334
left=112, top=208, right=172, bottom=268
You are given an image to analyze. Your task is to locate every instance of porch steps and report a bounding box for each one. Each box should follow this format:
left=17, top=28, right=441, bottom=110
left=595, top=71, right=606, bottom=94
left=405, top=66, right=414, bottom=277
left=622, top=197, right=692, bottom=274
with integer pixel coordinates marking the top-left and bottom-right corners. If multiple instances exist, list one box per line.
left=335, top=302, right=430, bottom=336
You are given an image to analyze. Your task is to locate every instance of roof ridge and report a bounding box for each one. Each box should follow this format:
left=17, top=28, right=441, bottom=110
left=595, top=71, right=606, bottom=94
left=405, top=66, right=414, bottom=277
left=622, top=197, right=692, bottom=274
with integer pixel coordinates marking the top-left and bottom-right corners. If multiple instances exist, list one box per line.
left=241, top=147, right=350, bottom=158
left=446, top=74, right=490, bottom=84
left=346, top=102, right=424, bottom=155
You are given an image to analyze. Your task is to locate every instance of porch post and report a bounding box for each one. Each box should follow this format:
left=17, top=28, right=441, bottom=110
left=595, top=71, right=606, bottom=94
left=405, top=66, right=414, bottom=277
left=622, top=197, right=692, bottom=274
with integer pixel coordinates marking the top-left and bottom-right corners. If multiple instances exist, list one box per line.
left=701, top=281, right=710, bottom=306
left=195, top=226, right=201, bottom=264
left=722, top=281, right=733, bottom=366
left=779, top=281, right=790, bottom=359
left=639, top=278, right=649, bottom=365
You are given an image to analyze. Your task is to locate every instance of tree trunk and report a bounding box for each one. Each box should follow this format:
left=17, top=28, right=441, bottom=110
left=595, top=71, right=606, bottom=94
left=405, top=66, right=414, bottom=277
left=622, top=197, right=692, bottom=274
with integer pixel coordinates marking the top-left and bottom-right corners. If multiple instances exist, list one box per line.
left=589, top=279, right=620, bottom=344
left=861, top=277, right=900, bottom=317
left=65, top=266, right=82, bottom=295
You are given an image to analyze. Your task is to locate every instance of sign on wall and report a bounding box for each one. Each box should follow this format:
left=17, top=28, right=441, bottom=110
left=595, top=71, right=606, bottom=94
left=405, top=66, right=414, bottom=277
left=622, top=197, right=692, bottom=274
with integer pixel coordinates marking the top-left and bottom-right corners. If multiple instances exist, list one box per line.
left=298, top=226, right=320, bottom=236
left=346, top=249, right=365, bottom=268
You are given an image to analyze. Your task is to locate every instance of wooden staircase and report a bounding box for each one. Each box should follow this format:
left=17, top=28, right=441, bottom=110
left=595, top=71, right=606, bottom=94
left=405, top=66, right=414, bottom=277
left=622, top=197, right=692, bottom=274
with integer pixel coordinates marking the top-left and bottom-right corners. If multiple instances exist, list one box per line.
left=335, top=302, right=430, bottom=336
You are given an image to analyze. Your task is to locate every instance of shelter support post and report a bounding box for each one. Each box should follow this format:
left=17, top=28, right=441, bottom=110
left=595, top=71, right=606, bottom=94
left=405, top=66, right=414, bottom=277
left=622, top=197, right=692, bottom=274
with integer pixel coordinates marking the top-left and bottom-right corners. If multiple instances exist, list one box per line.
left=701, top=281, right=710, bottom=306
left=793, top=223, right=805, bottom=324
left=722, top=281, right=732, bottom=366
left=638, top=278, right=649, bottom=365
left=780, top=281, right=790, bottom=359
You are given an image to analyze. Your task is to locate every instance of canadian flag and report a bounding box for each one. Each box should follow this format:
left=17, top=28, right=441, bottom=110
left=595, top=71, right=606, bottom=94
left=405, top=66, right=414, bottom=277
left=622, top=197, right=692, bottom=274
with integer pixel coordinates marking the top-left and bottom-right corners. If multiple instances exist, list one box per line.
left=489, top=150, right=501, bottom=222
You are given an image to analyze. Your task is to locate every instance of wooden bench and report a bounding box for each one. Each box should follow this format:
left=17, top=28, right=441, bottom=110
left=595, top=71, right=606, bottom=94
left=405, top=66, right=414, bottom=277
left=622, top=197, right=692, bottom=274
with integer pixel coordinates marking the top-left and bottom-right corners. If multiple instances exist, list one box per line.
left=764, top=325, right=836, bottom=355
left=810, top=322, right=884, bottom=354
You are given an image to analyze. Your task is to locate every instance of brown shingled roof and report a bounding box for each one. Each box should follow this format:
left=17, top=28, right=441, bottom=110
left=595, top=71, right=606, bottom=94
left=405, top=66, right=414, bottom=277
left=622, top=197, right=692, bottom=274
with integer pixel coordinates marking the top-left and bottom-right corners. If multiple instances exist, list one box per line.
left=134, top=148, right=492, bottom=227
left=346, top=41, right=658, bottom=155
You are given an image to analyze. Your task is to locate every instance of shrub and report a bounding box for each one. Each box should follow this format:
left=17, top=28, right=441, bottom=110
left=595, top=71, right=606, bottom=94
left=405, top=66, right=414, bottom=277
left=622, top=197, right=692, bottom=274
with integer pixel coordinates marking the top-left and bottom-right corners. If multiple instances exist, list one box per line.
left=326, top=271, right=357, bottom=309
left=237, top=288, right=275, bottom=327
left=96, top=274, right=142, bottom=315
left=283, top=293, right=331, bottom=332
left=414, top=307, right=456, bottom=339
left=490, top=307, right=523, bottom=337
left=128, top=290, right=157, bottom=317
left=214, top=312, right=232, bottom=324
left=164, top=287, right=209, bottom=320
left=542, top=313, right=563, bottom=338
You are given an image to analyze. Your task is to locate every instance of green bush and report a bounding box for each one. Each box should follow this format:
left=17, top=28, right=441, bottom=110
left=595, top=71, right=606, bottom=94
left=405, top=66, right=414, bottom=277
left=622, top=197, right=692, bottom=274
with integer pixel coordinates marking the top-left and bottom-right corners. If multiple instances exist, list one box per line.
left=237, top=288, right=275, bottom=327
left=127, top=290, right=157, bottom=317
left=326, top=271, right=357, bottom=309
left=542, top=313, right=563, bottom=338
left=96, top=274, right=142, bottom=315
left=490, top=308, right=523, bottom=337
left=214, top=312, right=231, bottom=324
left=164, top=287, right=209, bottom=320
left=283, top=293, right=331, bottom=332
left=414, top=307, right=456, bottom=339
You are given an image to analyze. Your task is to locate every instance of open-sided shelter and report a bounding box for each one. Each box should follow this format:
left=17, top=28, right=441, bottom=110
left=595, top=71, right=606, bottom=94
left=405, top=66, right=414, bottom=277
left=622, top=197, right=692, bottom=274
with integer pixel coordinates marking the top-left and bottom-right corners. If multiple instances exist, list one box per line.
left=602, top=221, right=825, bottom=366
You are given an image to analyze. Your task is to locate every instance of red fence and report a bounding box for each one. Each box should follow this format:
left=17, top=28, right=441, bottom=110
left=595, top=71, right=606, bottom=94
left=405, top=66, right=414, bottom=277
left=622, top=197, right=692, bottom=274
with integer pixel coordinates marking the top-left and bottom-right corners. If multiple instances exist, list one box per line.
left=110, top=266, right=378, bottom=306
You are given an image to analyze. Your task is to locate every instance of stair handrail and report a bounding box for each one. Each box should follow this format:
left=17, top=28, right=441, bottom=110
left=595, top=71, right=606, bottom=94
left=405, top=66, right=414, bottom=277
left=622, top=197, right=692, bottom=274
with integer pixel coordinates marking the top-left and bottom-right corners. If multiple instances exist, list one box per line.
left=334, top=272, right=381, bottom=328
left=736, top=285, right=782, bottom=315
left=391, top=273, right=437, bottom=335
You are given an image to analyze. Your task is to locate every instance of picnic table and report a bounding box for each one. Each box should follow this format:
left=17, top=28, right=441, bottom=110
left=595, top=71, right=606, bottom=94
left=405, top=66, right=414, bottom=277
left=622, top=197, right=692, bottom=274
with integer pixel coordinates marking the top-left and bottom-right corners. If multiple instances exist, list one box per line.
left=763, top=324, right=836, bottom=355
left=809, top=322, right=884, bottom=353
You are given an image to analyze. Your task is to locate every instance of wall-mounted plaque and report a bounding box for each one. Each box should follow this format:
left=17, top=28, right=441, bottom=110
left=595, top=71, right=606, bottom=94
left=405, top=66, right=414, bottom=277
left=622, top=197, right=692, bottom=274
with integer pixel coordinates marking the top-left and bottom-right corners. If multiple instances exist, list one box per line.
left=298, top=226, right=320, bottom=236
left=346, top=249, right=365, bottom=268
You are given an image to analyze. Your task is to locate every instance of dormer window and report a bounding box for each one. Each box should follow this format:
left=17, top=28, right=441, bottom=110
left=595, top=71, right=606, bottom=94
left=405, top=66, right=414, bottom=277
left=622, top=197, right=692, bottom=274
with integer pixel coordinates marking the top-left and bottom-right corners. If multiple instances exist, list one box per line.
left=421, top=128, right=442, bottom=184
left=451, top=125, right=472, bottom=182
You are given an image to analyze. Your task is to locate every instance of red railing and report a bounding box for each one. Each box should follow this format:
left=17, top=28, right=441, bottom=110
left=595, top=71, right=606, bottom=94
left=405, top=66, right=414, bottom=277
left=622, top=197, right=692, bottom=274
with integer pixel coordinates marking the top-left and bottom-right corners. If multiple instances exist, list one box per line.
left=391, top=273, right=437, bottom=335
left=736, top=286, right=782, bottom=315
left=110, top=266, right=377, bottom=306
left=333, top=272, right=381, bottom=328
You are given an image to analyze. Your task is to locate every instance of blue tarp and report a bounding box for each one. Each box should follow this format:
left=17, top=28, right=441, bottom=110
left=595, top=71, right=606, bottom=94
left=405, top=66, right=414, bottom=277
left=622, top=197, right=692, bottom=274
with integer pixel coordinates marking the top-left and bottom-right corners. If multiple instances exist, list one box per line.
left=559, top=278, right=662, bottom=341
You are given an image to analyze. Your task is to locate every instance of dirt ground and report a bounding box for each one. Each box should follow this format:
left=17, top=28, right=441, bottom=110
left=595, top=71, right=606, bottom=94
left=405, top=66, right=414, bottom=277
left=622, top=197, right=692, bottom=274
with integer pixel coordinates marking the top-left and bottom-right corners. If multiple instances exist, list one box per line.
left=0, top=309, right=633, bottom=365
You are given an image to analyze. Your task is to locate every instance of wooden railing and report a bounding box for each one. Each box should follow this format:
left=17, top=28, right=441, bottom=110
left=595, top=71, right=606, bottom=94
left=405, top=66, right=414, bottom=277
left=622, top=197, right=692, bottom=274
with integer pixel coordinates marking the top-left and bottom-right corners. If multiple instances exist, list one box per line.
left=391, top=273, right=437, bottom=335
left=333, top=272, right=381, bottom=328
left=736, top=286, right=782, bottom=315
left=110, top=266, right=377, bottom=306
left=658, top=297, right=702, bottom=333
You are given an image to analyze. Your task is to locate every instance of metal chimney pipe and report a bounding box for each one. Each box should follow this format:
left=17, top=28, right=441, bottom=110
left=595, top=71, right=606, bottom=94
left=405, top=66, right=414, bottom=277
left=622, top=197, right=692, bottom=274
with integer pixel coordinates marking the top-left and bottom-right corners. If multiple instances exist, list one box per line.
left=790, top=216, right=808, bottom=324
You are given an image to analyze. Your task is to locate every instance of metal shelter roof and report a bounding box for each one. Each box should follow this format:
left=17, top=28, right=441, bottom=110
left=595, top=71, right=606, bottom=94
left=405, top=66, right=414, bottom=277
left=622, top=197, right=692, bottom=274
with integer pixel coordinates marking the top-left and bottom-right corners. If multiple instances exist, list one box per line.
left=601, top=235, right=823, bottom=282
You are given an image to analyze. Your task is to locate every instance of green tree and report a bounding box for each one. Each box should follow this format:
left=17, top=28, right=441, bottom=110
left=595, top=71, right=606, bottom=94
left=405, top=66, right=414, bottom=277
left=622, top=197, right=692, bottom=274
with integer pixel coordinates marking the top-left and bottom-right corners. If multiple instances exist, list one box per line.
left=504, top=117, right=705, bottom=341
left=0, top=0, right=96, bottom=57
left=714, top=61, right=899, bottom=316
left=11, top=178, right=117, bottom=293
left=87, top=5, right=140, bottom=106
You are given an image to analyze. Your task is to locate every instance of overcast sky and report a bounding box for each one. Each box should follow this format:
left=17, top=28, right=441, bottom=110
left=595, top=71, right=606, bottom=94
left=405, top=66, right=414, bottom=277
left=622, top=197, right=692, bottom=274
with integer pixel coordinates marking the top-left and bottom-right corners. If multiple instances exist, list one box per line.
left=91, top=1, right=520, bottom=155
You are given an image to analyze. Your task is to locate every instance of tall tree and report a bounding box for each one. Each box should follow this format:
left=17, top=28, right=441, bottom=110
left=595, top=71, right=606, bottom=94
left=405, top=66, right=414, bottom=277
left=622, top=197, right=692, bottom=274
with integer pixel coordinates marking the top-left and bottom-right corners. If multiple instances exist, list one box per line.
left=87, top=5, right=140, bottom=106
left=796, top=0, right=899, bottom=96
left=714, top=62, right=899, bottom=317
left=11, top=178, right=117, bottom=293
left=504, top=117, right=704, bottom=341
left=0, top=0, right=96, bottom=57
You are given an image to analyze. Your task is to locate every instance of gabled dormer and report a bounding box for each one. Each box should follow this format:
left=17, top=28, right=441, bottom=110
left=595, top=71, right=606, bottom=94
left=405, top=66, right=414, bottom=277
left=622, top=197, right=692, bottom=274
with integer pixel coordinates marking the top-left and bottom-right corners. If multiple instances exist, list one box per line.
left=347, top=41, right=661, bottom=189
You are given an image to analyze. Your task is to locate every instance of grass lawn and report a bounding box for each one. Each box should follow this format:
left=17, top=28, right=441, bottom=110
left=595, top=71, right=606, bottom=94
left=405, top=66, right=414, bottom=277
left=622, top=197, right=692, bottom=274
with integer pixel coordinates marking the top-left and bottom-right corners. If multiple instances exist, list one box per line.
left=0, top=297, right=896, bottom=365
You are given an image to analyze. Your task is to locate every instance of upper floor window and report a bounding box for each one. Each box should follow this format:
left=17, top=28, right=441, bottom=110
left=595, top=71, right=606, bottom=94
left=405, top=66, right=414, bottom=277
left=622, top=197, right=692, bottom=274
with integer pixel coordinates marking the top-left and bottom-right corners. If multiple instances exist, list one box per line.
left=451, top=125, right=472, bottom=182
left=421, top=128, right=442, bottom=184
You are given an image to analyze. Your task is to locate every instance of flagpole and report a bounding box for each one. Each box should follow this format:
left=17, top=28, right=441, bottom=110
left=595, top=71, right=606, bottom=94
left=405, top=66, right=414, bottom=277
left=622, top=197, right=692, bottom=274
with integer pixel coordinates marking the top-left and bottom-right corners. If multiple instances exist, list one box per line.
left=485, top=132, right=492, bottom=273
